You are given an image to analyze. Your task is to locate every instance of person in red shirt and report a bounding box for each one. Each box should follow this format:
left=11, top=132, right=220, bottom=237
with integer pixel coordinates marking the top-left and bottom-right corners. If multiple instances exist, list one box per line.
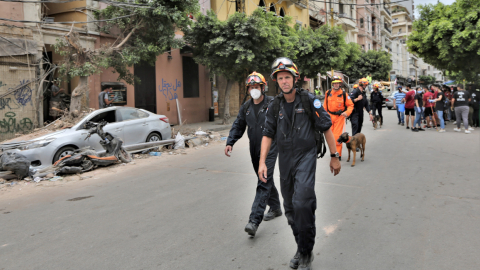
left=423, top=87, right=435, bottom=129
left=404, top=84, right=416, bottom=129
left=443, top=86, right=453, bottom=121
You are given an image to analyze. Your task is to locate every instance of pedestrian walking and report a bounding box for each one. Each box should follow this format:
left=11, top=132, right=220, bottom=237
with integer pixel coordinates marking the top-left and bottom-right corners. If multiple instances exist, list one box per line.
left=412, top=87, right=425, bottom=132
left=451, top=84, right=473, bottom=133
left=433, top=84, right=446, bottom=132
left=98, top=87, right=113, bottom=109
left=370, top=83, right=384, bottom=127
left=225, top=72, right=282, bottom=237
left=323, top=75, right=354, bottom=161
left=467, top=85, right=476, bottom=127
left=259, top=57, right=341, bottom=270
left=314, top=86, right=322, bottom=97
left=350, top=79, right=373, bottom=138
left=444, top=86, right=453, bottom=121
left=470, top=88, right=479, bottom=127
left=393, top=86, right=406, bottom=126
left=404, top=84, right=416, bottom=129
left=423, top=87, right=436, bottom=129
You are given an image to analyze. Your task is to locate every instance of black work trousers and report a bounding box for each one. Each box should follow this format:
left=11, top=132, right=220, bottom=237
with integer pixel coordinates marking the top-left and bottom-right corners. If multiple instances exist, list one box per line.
left=371, top=102, right=383, bottom=124
left=249, top=156, right=281, bottom=225
left=279, top=148, right=317, bottom=254
left=350, top=111, right=364, bottom=135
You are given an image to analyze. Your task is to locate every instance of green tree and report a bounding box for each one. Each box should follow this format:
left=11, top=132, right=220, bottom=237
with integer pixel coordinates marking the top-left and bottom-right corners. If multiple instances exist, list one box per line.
left=342, top=50, right=392, bottom=82
left=407, top=0, right=480, bottom=82
left=55, top=0, right=198, bottom=116
left=184, top=9, right=297, bottom=123
left=294, top=26, right=361, bottom=83
left=418, top=75, right=436, bottom=85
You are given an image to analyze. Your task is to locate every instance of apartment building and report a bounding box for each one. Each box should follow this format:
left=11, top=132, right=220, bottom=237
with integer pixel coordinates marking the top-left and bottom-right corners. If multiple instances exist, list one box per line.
left=356, top=0, right=382, bottom=51
left=380, top=0, right=393, bottom=54
left=0, top=0, right=214, bottom=132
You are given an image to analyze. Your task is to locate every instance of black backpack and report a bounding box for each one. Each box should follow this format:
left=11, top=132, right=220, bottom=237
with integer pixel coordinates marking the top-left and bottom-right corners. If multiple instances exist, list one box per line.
left=270, top=89, right=327, bottom=159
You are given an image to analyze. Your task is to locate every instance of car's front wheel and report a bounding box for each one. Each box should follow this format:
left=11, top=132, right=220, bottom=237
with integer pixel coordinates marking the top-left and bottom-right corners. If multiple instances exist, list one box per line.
left=146, top=132, right=162, bottom=142
left=53, top=146, right=77, bottom=164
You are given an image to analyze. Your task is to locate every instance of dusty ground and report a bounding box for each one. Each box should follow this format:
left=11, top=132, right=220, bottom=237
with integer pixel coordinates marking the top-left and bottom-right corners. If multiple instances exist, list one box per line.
left=0, top=131, right=228, bottom=202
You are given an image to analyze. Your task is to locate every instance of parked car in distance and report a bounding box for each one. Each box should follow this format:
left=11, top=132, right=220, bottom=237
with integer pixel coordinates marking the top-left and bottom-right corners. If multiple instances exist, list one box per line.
left=385, top=91, right=398, bottom=110
left=0, top=107, right=171, bottom=169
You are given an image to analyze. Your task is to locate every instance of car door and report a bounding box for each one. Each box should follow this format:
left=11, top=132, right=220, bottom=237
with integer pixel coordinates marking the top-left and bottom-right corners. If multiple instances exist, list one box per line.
left=83, top=109, right=125, bottom=152
left=117, top=107, right=149, bottom=145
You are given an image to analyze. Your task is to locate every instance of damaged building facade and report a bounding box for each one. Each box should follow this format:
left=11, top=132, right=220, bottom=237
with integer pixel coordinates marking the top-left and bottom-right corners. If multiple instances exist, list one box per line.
left=0, top=0, right=215, bottom=143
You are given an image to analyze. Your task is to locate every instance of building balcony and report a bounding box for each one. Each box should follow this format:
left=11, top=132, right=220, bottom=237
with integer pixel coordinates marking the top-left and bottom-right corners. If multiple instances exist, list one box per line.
left=338, top=14, right=357, bottom=30
left=381, top=5, right=391, bottom=18
left=295, top=0, right=307, bottom=9
left=381, top=24, right=392, bottom=37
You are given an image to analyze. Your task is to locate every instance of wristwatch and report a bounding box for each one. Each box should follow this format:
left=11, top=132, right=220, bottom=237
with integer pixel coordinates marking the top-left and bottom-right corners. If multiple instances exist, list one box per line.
left=330, top=152, right=340, bottom=158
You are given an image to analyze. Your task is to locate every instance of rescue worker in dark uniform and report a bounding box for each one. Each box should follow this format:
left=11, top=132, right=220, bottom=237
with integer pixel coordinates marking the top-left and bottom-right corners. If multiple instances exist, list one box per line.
left=350, top=79, right=373, bottom=136
left=225, top=72, right=282, bottom=237
left=259, top=57, right=341, bottom=270
left=370, top=82, right=385, bottom=126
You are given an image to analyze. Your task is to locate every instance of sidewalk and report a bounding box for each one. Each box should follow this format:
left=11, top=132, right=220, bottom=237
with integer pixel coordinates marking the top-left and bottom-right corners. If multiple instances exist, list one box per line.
left=172, top=118, right=233, bottom=135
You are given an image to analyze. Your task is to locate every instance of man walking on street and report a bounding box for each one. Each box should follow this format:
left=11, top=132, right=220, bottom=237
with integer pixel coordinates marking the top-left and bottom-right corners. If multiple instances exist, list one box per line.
left=225, top=72, right=282, bottom=237
left=259, top=57, right=341, bottom=270
left=350, top=79, right=373, bottom=137
left=412, top=87, right=425, bottom=132
left=452, top=84, right=473, bottom=133
left=393, top=86, right=406, bottom=126
left=404, top=84, right=416, bottom=129
left=98, top=87, right=114, bottom=109
left=370, top=83, right=384, bottom=127
left=323, top=75, right=354, bottom=160
left=423, top=86, right=436, bottom=129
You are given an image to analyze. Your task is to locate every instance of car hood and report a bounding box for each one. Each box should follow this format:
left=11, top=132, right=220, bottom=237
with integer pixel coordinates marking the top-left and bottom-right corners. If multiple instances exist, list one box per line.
left=31, top=129, right=71, bottom=141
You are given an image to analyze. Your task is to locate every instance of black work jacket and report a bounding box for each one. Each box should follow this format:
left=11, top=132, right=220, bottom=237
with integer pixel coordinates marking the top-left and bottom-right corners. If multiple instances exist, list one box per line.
left=263, top=90, right=332, bottom=155
left=370, top=90, right=384, bottom=104
left=350, top=88, right=370, bottom=113
left=227, top=96, right=277, bottom=160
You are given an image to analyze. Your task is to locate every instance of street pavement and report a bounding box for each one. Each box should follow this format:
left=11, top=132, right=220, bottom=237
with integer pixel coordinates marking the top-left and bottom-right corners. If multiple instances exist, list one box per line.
left=1, top=109, right=479, bottom=270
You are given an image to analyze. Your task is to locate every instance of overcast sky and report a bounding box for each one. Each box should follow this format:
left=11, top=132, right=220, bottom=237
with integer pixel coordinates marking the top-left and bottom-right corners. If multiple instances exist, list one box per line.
left=414, top=0, right=456, bottom=17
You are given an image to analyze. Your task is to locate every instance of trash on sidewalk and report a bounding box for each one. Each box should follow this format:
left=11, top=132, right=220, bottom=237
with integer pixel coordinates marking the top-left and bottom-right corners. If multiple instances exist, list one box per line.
left=195, top=130, right=208, bottom=136
left=221, top=137, right=227, bottom=141
left=49, top=176, right=63, bottom=182
left=149, top=152, right=162, bottom=156
left=33, top=177, right=43, bottom=183
left=1, top=151, right=31, bottom=180
left=174, top=132, right=185, bottom=149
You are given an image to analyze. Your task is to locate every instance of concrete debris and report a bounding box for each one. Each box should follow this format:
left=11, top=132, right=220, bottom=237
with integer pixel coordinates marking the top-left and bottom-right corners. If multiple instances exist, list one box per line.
left=46, top=173, right=55, bottom=178
left=195, top=131, right=208, bottom=136
left=188, top=138, right=203, bottom=147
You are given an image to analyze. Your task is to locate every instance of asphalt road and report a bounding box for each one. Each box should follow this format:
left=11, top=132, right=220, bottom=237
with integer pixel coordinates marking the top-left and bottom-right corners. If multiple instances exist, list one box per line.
left=1, top=110, right=479, bottom=270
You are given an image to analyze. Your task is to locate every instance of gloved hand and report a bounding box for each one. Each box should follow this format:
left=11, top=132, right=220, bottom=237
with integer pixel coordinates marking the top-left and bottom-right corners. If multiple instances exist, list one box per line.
left=416, top=107, right=421, bottom=113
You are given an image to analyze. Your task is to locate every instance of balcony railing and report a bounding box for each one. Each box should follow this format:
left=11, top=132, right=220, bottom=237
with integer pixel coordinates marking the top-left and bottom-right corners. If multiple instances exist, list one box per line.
left=384, top=24, right=391, bottom=33
left=295, top=0, right=307, bottom=9
left=383, top=5, right=391, bottom=16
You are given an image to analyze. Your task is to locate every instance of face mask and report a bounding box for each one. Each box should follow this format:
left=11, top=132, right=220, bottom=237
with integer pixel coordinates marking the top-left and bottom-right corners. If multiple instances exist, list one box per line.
left=250, top=89, right=262, bottom=100
left=418, top=90, right=423, bottom=93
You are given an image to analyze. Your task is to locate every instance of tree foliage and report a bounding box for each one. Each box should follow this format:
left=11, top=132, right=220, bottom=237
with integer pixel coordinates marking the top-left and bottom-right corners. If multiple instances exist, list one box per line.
left=294, top=26, right=361, bottom=80
left=407, top=0, right=480, bottom=82
left=184, top=9, right=296, bottom=83
left=418, top=75, right=436, bottom=85
left=342, top=49, right=392, bottom=82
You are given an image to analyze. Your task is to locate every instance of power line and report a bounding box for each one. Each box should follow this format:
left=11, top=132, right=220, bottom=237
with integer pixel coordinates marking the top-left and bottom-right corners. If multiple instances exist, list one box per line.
left=0, top=13, right=135, bottom=24
left=308, top=0, right=410, bottom=7
left=0, top=0, right=151, bottom=8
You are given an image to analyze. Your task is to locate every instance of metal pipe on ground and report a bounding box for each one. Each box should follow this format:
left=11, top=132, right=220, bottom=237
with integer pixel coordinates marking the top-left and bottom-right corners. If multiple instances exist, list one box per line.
left=124, top=137, right=194, bottom=153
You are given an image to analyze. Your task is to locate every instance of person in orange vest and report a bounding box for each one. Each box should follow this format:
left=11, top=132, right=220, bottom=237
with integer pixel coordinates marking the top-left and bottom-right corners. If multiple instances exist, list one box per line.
left=323, top=75, right=354, bottom=160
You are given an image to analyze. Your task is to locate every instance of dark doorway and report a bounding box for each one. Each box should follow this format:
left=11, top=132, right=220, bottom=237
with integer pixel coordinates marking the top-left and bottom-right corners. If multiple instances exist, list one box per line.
left=134, top=61, right=157, bottom=113
left=43, top=51, right=53, bottom=122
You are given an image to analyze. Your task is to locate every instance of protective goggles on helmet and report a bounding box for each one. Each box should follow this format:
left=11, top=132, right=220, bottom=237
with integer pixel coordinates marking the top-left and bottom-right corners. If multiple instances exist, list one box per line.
left=245, top=75, right=265, bottom=86
left=271, top=57, right=295, bottom=71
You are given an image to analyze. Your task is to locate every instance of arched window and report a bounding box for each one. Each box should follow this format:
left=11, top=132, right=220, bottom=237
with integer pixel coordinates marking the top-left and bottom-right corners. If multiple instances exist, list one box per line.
left=269, top=3, right=276, bottom=13
left=279, top=8, right=285, bottom=17
left=258, top=0, right=265, bottom=7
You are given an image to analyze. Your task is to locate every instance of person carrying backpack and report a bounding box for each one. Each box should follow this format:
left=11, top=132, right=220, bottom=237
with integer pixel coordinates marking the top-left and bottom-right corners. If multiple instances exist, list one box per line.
left=225, top=72, right=282, bottom=237
left=350, top=78, right=373, bottom=137
left=259, top=57, right=341, bottom=270
left=323, top=75, right=354, bottom=161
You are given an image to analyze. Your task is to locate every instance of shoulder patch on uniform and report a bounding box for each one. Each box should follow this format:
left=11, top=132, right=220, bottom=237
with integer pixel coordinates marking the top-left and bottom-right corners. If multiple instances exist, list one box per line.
left=347, top=96, right=351, bottom=99
left=313, top=99, right=322, bottom=108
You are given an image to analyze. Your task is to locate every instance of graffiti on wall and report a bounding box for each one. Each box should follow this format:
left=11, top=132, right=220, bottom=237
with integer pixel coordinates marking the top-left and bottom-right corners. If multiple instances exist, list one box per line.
left=0, top=81, right=6, bottom=88
left=0, top=98, right=20, bottom=110
left=9, top=80, right=33, bottom=106
left=159, top=79, right=180, bottom=100
left=0, top=112, right=33, bottom=134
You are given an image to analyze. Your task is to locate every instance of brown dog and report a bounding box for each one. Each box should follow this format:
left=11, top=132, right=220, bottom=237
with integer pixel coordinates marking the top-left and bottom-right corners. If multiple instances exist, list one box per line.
left=372, top=115, right=382, bottom=130
left=337, top=132, right=366, bottom=167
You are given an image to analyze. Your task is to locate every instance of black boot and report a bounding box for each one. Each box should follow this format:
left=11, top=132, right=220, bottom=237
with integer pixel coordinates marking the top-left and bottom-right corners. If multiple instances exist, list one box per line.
left=263, top=208, right=283, bottom=221
left=298, top=252, right=314, bottom=270
left=290, top=250, right=300, bottom=269
left=244, top=222, right=258, bottom=237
